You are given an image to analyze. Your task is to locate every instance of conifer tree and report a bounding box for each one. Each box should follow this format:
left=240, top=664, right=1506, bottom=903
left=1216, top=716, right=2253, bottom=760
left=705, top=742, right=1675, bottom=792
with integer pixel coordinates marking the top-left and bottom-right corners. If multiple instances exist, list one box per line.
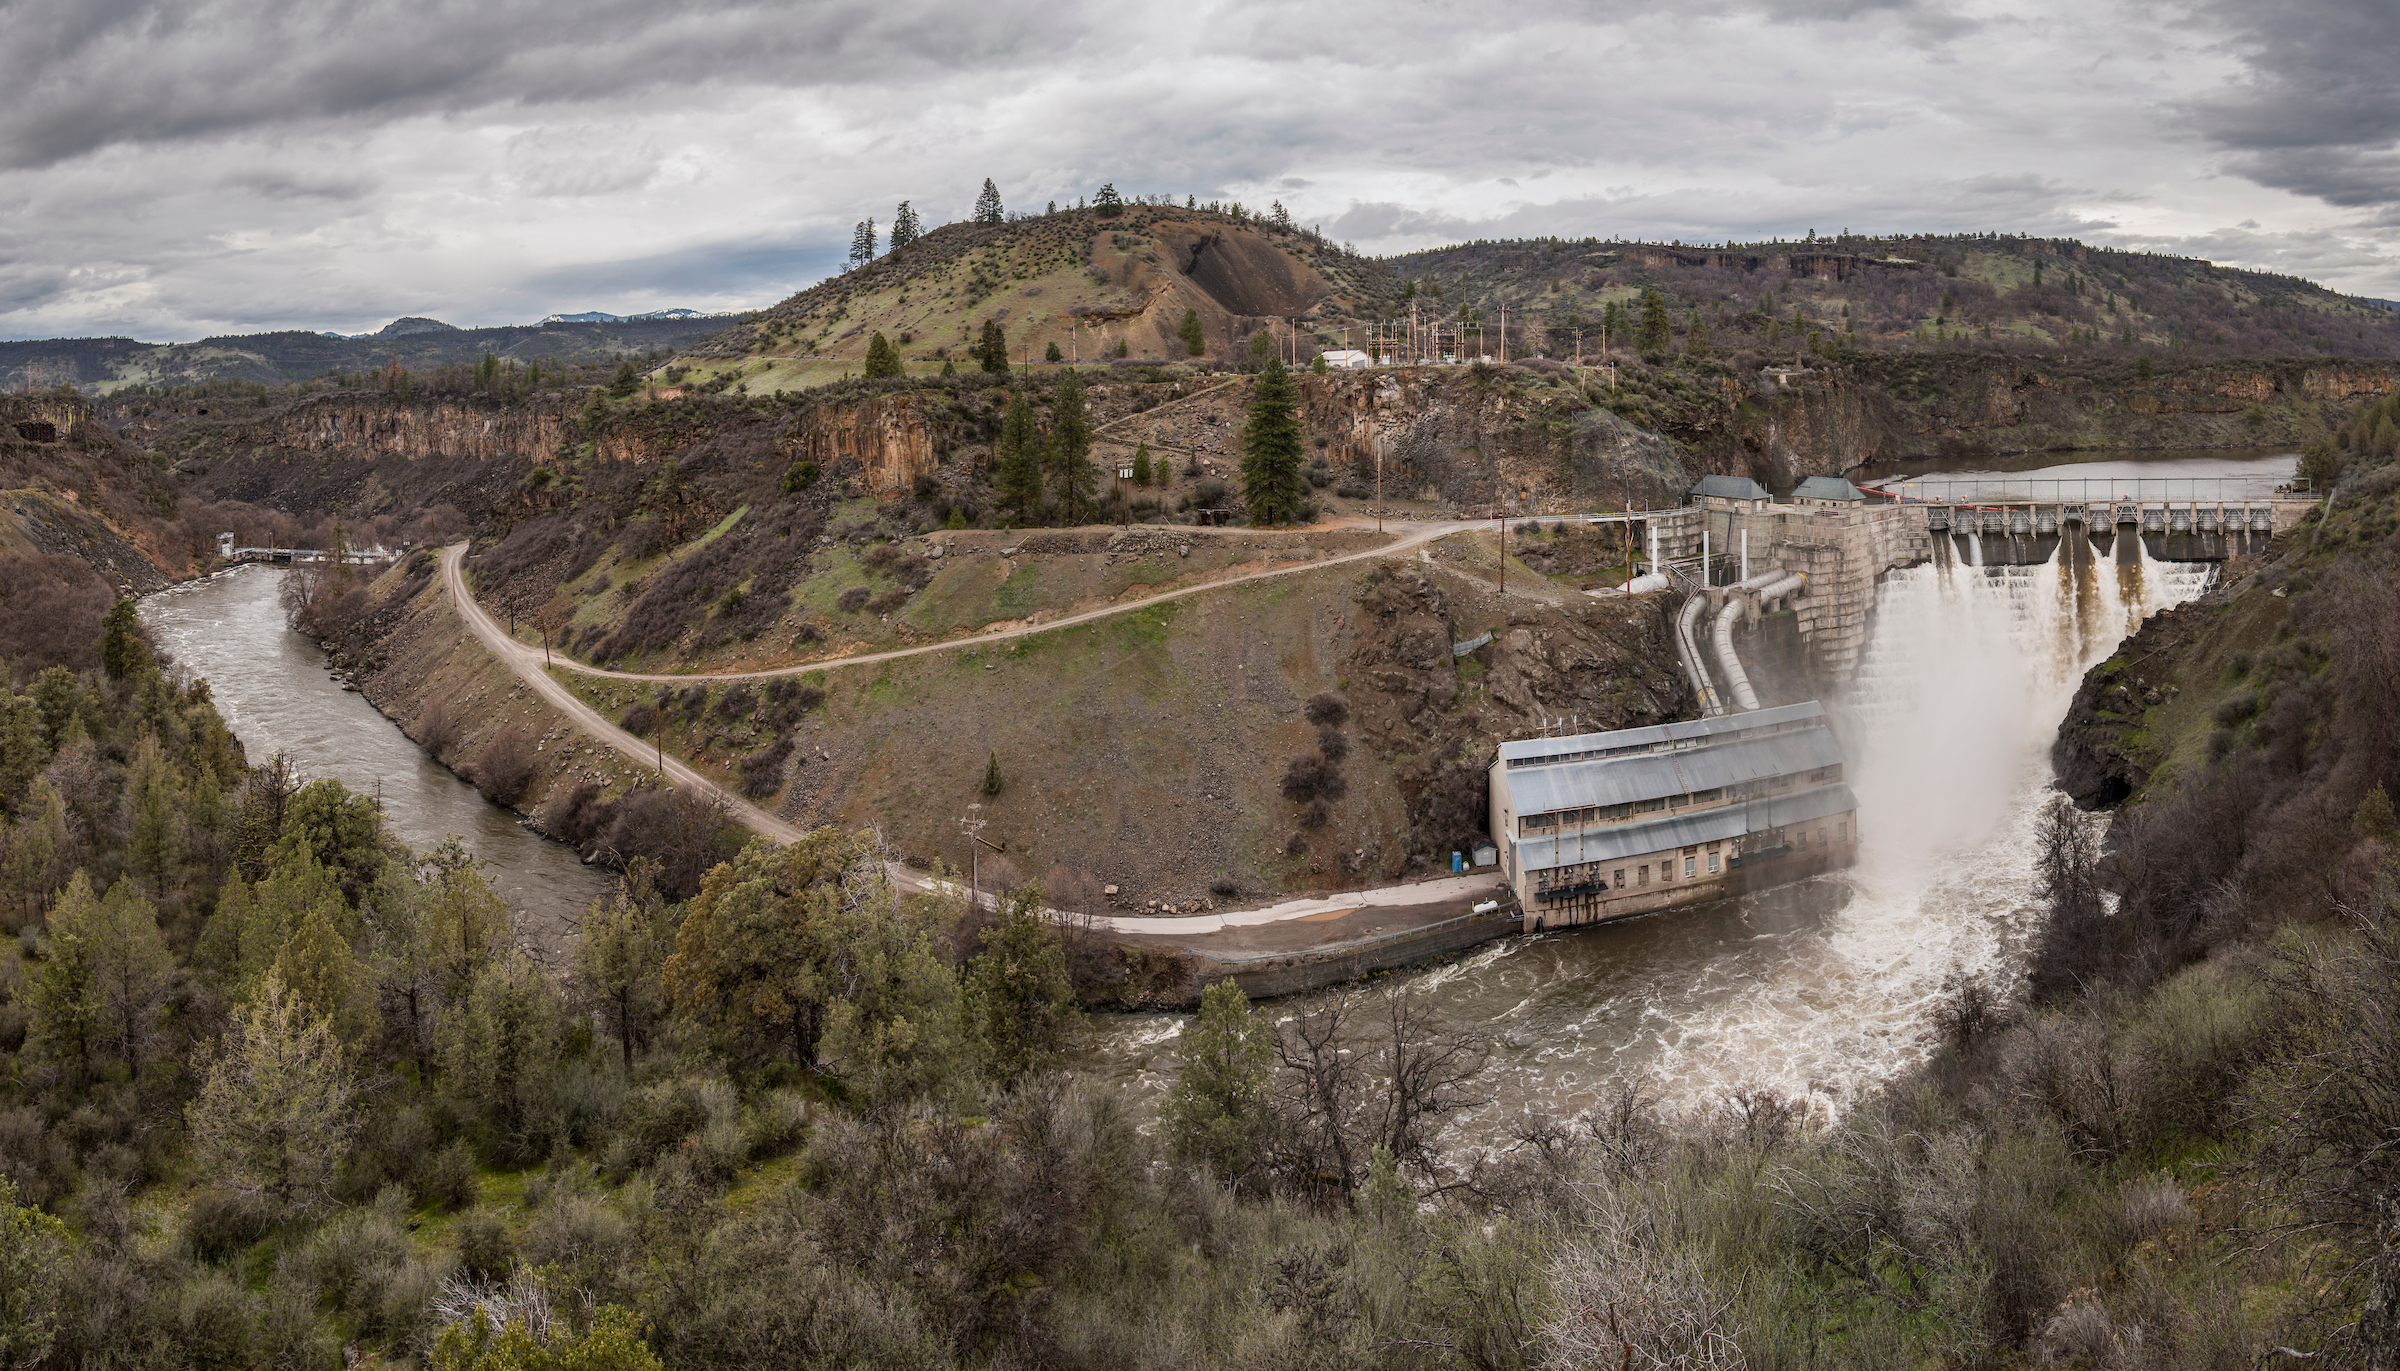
left=27, top=871, right=101, bottom=1083
left=101, top=599, right=149, bottom=679
left=575, top=862, right=671, bottom=1072
left=890, top=200, right=921, bottom=250
left=848, top=216, right=877, bottom=269
left=1685, top=311, right=1711, bottom=357
left=976, top=319, right=1010, bottom=374
left=1240, top=355, right=1309, bottom=525
left=995, top=392, right=1043, bottom=522
left=1636, top=290, right=1672, bottom=355
left=1163, top=978, right=1273, bottom=1184
left=974, top=178, right=1004, bottom=224
left=188, top=971, right=359, bottom=1208
left=1044, top=340, right=1062, bottom=363
left=863, top=332, right=902, bottom=378
left=1131, top=443, right=1152, bottom=486
left=967, top=886, right=1076, bottom=1087
left=981, top=751, right=1003, bottom=797
left=1180, top=308, right=1207, bottom=356
left=1093, top=182, right=1123, bottom=217
left=1047, top=369, right=1095, bottom=522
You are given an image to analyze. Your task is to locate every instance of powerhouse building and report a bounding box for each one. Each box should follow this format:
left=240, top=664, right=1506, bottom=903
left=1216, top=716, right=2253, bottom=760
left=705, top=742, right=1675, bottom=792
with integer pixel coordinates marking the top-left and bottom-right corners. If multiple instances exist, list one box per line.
left=1487, top=702, right=1859, bottom=932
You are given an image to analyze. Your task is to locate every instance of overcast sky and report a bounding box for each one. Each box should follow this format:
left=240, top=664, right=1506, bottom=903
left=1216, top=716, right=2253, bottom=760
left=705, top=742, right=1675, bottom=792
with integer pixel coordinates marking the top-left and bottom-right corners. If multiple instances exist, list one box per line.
left=4, top=0, right=2396, bottom=342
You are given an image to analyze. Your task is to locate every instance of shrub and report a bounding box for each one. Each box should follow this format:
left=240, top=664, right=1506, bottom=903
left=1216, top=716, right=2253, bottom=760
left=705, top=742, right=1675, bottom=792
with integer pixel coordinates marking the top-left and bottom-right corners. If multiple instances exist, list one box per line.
left=1298, top=799, right=1330, bottom=829
left=453, top=1210, right=514, bottom=1283
left=2212, top=690, right=2260, bottom=726
left=183, top=1187, right=275, bottom=1264
left=866, top=588, right=909, bottom=614
left=1316, top=726, right=1349, bottom=762
left=836, top=586, right=871, bottom=613
left=738, top=736, right=794, bottom=799
left=471, top=727, right=539, bottom=806
left=619, top=702, right=659, bottom=737
left=419, top=1139, right=480, bottom=1212
left=416, top=700, right=458, bottom=760
left=1281, top=752, right=1346, bottom=803
left=1210, top=878, right=1239, bottom=898
left=1304, top=692, right=1350, bottom=727
left=542, top=781, right=611, bottom=850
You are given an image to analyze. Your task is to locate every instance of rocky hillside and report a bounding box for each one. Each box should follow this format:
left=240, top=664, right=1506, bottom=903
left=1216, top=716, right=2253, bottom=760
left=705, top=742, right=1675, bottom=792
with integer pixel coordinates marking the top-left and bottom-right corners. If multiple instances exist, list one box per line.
left=679, top=205, right=1396, bottom=388
left=1388, top=232, right=2400, bottom=362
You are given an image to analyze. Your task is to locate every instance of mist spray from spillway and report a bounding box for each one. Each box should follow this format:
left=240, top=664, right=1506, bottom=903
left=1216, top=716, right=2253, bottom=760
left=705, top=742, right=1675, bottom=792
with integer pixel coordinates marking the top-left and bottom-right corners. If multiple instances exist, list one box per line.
left=1082, top=532, right=2220, bottom=1136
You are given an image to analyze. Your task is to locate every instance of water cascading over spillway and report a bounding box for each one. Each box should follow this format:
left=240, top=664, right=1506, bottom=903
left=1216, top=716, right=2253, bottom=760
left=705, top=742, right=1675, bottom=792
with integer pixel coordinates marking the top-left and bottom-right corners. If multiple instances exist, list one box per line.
left=1082, top=537, right=2218, bottom=1137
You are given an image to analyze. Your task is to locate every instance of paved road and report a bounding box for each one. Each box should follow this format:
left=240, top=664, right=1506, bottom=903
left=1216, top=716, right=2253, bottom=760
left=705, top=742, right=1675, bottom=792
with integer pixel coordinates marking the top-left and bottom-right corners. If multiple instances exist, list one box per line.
left=441, top=523, right=1517, bottom=928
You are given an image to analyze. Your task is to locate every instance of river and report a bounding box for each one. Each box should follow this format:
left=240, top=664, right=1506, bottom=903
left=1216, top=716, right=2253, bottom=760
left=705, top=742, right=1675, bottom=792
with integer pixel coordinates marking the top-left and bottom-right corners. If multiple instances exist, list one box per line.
left=1084, top=451, right=2279, bottom=1136
left=141, top=565, right=609, bottom=942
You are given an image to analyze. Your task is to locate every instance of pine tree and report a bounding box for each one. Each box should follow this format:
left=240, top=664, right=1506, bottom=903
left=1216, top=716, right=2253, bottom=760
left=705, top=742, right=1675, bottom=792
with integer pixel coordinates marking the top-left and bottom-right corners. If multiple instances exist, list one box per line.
left=575, top=863, right=671, bottom=1071
left=1131, top=443, right=1152, bottom=486
left=1162, top=978, right=1273, bottom=1184
left=974, top=178, right=1004, bottom=224
left=1044, top=340, right=1062, bottom=363
left=1092, top=182, right=1124, bottom=217
left=124, top=733, right=181, bottom=893
left=966, top=886, right=1076, bottom=1087
left=1270, top=200, right=1290, bottom=227
left=273, top=904, right=372, bottom=1046
left=101, top=599, right=149, bottom=679
left=86, top=882, right=175, bottom=1080
left=976, top=319, right=1010, bottom=374
left=1180, top=308, right=1207, bottom=357
left=1240, top=355, right=1309, bottom=525
left=1636, top=290, right=1672, bottom=355
left=27, top=871, right=101, bottom=1083
left=1047, top=369, right=1095, bottom=521
left=864, top=332, right=902, bottom=378
left=890, top=200, right=921, bottom=251
left=0, top=1175, right=69, bottom=1371
left=0, top=693, right=45, bottom=805
left=188, top=971, right=360, bottom=1208
left=1685, top=311, right=1711, bottom=357
left=995, top=392, right=1043, bottom=522
left=981, top=751, right=1003, bottom=797
left=848, top=216, right=877, bottom=269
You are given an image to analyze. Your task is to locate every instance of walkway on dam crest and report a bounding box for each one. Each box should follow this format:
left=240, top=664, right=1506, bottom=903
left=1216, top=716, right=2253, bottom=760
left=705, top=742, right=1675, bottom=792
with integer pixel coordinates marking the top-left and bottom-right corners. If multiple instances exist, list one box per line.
left=438, top=536, right=1510, bottom=933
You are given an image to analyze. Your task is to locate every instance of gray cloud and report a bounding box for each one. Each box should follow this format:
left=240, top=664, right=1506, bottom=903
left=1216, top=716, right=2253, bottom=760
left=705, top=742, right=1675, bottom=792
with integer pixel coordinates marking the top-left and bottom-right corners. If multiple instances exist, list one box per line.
left=2188, top=0, right=2400, bottom=208
left=2, top=0, right=2397, bottom=340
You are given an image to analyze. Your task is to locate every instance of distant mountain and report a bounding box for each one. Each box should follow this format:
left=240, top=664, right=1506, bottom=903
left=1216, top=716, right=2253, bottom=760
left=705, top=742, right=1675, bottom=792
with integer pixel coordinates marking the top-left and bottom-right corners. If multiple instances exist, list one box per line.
left=0, top=312, right=757, bottom=394
left=541, top=307, right=733, bottom=324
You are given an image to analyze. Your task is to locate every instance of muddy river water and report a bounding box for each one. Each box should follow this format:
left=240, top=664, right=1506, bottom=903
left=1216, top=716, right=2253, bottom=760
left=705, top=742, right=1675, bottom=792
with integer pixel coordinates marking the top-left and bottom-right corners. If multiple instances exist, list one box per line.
left=143, top=450, right=2291, bottom=1139
left=141, top=566, right=609, bottom=942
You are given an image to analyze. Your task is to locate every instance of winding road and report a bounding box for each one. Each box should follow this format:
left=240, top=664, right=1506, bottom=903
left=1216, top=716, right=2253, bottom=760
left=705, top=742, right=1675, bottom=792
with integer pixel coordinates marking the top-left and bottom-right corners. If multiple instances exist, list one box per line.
left=440, top=520, right=1510, bottom=930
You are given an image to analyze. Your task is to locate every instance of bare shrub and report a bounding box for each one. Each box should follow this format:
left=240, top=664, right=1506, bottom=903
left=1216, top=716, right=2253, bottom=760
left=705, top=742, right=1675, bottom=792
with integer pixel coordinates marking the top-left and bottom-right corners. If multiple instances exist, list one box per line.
left=618, top=702, right=659, bottom=737
left=1545, top=1191, right=1743, bottom=1369
left=866, top=587, right=909, bottom=614
left=1284, top=831, right=1308, bottom=856
left=542, top=781, right=610, bottom=851
left=471, top=727, right=539, bottom=806
left=1281, top=752, right=1346, bottom=804
left=414, top=700, right=458, bottom=761
left=1297, top=800, right=1329, bottom=829
left=1316, top=726, right=1349, bottom=762
left=836, top=585, right=872, bottom=613
left=738, top=736, right=795, bottom=800
left=603, top=787, right=743, bottom=900
left=1304, top=692, right=1350, bottom=727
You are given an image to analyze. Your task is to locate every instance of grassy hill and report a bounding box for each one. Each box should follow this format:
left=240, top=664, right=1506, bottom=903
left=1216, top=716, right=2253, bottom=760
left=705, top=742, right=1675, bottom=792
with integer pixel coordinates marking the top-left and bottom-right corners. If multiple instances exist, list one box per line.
left=672, top=206, right=1399, bottom=392
left=1386, top=232, right=2400, bottom=362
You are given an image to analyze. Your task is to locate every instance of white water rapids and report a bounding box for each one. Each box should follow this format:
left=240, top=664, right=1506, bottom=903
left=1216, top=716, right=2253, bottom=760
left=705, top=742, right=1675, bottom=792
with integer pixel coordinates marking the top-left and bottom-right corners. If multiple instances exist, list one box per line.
left=1081, top=535, right=2218, bottom=1133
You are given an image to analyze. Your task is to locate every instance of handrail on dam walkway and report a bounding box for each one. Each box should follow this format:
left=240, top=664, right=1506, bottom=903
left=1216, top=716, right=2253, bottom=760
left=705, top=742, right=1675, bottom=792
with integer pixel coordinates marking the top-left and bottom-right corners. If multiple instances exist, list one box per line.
left=1877, top=476, right=2310, bottom=507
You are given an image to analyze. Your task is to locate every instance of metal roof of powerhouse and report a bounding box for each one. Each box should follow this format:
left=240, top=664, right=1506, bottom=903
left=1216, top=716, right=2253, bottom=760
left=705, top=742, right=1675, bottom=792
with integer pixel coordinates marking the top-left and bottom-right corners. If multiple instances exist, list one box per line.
left=1498, top=701, right=1825, bottom=765
left=1505, top=728, right=1843, bottom=815
left=1515, top=784, right=1859, bottom=869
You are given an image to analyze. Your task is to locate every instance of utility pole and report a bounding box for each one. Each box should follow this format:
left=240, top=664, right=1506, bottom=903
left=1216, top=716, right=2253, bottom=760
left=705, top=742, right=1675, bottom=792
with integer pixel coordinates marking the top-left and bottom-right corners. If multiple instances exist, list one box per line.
left=1496, top=503, right=1507, bottom=596
left=961, top=808, right=1004, bottom=915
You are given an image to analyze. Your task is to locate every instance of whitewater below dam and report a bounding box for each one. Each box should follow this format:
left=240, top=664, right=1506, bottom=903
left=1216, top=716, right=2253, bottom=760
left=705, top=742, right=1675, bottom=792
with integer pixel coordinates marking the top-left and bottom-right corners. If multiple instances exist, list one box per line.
left=1084, top=535, right=2221, bottom=1132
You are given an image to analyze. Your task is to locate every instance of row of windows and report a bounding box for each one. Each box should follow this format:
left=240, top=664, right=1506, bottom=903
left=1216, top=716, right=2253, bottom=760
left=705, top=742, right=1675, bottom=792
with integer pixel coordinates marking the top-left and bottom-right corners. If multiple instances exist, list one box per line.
left=1532, top=841, right=1727, bottom=892
left=1527, top=820, right=1855, bottom=896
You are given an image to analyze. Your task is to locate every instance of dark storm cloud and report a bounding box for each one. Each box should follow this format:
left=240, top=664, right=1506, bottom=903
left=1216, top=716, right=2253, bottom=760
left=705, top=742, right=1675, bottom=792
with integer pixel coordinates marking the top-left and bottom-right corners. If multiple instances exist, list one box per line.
left=0, top=0, right=1084, bottom=170
left=2188, top=0, right=2400, bottom=208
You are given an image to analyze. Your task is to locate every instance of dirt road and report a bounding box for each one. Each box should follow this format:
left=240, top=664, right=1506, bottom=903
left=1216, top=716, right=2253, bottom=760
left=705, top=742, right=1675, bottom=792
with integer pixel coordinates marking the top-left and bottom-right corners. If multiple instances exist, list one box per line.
left=441, top=521, right=1518, bottom=928
left=490, top=517, right=1482, bottom=685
